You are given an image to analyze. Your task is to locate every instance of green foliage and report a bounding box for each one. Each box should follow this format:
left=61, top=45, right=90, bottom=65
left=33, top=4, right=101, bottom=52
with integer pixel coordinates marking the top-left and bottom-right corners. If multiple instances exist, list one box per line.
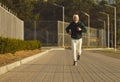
left=0, top=0, right=35, bottom=20
left=0, top=0, right=94, bottom=21
left=0, top=37, right=41, bottom=54
left=1, top=0, right=120, bottom=44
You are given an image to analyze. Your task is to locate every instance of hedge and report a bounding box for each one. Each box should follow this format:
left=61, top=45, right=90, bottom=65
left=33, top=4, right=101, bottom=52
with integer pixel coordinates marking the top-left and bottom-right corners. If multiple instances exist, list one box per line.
left=0, top=37, right=41, bottom=54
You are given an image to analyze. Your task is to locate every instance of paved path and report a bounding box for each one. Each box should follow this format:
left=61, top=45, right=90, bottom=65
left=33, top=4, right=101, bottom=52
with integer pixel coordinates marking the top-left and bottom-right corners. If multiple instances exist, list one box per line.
left=0, top=49, right=120, bottom=82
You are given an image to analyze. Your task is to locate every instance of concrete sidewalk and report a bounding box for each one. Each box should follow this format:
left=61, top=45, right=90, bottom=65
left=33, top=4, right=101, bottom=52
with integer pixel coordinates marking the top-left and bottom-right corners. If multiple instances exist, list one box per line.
left=0, top=49, right=120, bottom=82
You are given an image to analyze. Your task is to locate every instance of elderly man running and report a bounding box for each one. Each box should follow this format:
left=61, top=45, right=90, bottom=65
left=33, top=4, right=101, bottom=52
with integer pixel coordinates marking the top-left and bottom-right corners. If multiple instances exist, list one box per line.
left=66, top=14, right=87, bottom=66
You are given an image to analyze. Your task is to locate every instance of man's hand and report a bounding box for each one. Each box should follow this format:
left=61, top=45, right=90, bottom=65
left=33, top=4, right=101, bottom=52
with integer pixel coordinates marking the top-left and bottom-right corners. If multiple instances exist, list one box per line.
left=77, top=27, right=82, bottom=31
left=68, top=30, right=71, bottom=35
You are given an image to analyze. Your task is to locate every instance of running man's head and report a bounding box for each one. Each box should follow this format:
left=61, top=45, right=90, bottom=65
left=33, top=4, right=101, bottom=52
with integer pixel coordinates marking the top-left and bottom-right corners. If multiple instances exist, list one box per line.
left=73, top=14, right=79, bottom=23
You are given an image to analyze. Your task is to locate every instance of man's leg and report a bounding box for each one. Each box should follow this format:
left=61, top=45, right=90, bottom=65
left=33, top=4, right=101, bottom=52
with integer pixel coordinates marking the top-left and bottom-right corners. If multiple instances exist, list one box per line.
left=71, top=39, right=77, bottom=65
left=77, top=38, right=82, bottom=60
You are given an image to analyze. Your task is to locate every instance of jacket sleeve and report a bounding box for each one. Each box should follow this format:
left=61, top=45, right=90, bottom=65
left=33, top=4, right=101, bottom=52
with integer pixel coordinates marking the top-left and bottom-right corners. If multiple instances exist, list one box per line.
left=81, top=23, right=87, bottom=33
left=66, top=23, right=71, bottom=33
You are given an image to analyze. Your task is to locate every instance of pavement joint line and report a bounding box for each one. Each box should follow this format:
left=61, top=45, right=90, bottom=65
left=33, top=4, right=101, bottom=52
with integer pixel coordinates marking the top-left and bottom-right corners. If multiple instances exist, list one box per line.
left=0, top=48, right=64, bottom=76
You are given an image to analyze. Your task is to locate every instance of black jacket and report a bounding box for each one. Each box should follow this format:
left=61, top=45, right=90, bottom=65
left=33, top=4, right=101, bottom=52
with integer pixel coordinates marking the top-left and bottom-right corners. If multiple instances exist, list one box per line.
left=66, top=21, right=87, bottom=39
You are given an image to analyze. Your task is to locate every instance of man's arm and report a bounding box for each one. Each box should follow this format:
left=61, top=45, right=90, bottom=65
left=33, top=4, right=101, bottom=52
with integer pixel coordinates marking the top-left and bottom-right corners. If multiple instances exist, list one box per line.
left=66, top=23, right=72, bottom=35
left=81, top=23, right=87, bottom=33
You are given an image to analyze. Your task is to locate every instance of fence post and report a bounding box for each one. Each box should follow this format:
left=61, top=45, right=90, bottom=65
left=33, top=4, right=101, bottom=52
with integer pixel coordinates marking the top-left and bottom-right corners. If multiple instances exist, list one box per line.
left=34, top=21, right=37, bottom=40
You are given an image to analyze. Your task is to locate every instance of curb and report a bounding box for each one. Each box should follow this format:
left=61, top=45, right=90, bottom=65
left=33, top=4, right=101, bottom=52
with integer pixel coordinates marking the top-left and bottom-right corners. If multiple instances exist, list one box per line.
left=84, top=48, right=114, bottom=50
left=0, top=48, right=64, bottom=76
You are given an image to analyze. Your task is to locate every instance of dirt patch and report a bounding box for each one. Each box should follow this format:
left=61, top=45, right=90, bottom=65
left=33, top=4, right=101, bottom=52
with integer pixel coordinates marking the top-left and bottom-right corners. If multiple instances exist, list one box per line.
left=0, top=49, right=41, bottom=67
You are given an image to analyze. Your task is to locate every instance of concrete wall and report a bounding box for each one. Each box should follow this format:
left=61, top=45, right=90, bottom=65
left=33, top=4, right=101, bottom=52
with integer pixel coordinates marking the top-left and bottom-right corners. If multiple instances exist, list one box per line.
left=0, top=4, right=24, bottom=40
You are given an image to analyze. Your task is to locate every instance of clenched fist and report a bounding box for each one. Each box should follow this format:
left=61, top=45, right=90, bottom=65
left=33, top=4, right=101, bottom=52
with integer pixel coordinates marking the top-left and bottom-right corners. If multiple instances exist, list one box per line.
left=77, top=27, right=82, bottom=31
left=68, top=30, right=71, bottom=35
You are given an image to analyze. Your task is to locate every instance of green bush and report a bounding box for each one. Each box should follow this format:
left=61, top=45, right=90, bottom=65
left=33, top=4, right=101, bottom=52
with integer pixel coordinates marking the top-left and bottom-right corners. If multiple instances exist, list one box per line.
left=0, top=37, right=41, bottom=54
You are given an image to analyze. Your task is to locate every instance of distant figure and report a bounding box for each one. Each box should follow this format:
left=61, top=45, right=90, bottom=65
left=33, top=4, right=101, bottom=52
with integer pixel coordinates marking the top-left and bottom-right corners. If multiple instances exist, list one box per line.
left=66, top=14, right=87, bottom=66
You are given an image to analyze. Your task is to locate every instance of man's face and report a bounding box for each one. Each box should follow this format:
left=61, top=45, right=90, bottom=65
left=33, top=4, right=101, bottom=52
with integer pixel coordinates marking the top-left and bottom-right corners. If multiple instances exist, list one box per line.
left=73, top=16, right=79, bottom=22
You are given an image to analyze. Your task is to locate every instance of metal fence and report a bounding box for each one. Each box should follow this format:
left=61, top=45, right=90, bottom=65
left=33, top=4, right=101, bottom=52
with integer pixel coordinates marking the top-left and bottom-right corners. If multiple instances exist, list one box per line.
left=58, top=21, right=106, bottom=48
left=0, top=5, right=24, bottom=40
left=24, top=21, right=58, bottom=46
left=58, top=21, right=70, bottom=47
left=25, top=20, right=106, bottom=48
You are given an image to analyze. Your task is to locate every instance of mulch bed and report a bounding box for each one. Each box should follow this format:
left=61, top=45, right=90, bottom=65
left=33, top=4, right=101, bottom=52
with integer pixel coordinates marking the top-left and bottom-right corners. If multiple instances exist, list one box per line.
left=0, top=49, right=41, bottom=67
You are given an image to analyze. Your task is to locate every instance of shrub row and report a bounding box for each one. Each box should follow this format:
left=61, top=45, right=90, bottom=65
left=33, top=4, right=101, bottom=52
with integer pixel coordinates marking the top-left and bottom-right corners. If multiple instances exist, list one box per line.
left=0, top=37, right=41, bottom=54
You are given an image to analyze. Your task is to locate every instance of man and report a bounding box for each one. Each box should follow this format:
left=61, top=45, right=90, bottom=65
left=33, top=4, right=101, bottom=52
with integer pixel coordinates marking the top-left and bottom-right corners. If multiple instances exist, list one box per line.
left=66, top=14, right=87, bottom=66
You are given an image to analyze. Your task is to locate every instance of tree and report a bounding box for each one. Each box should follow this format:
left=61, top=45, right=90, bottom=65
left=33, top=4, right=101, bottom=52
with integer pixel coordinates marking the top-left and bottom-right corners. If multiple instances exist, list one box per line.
left=0, top=0, right=94, bottom=22
left=0, top=0, right=35, bottom=20
left=116, top=0, right=120, bottom=43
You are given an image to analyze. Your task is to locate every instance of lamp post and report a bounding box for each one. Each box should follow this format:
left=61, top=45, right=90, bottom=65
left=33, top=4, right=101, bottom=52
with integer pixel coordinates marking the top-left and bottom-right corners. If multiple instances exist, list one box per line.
left=44, top=0, right=65, bottom=47
left=105, top=4, right=117, bottom=51
left=81, top=11, right=90, bottom=47
left=99, top=12, right=110, bottom=48
left=98, top=19, right=106, bottom=47
left=53, top=3, right=65, bottom=47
